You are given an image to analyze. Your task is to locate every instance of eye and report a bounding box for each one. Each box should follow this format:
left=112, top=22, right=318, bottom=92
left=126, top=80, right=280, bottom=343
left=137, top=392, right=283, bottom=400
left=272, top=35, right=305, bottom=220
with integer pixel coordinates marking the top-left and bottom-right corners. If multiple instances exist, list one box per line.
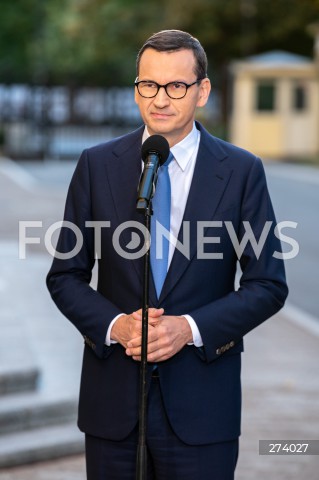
left=171, top=82, right=184, bottom=90
left=143, top=82, right=157, bottom=89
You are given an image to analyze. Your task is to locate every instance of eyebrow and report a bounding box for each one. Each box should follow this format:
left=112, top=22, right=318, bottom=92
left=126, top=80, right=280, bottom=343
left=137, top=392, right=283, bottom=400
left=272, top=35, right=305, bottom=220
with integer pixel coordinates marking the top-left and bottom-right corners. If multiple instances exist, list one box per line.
left=138, top=79, right=190, bottom=83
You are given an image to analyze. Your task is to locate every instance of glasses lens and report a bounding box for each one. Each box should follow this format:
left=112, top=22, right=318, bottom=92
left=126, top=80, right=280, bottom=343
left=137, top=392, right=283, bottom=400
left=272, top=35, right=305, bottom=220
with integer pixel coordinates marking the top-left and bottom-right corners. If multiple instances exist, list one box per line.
left=136, top=81, right=189, bottom=99
left=138, top=81, right=158, bottom=98
left=166, top=82, right=187, bottom=99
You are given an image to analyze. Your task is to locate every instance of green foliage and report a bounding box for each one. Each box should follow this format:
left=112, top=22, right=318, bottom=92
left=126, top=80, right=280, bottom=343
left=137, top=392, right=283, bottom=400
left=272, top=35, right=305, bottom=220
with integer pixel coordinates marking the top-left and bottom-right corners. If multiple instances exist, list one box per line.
left=0, top=0, right=39, bottom=82
left=0, top=0, right=319, bottom=86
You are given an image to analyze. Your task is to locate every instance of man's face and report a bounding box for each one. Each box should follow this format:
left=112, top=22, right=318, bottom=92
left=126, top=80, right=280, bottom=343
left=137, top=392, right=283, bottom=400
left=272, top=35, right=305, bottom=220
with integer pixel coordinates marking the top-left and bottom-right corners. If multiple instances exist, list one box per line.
left=135, top=48, right=211, bottom=147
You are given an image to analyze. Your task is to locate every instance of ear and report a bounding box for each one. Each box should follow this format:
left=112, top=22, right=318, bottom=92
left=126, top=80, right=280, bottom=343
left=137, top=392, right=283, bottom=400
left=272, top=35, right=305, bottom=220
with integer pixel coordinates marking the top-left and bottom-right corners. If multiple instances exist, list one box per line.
left=196, top=78, right=211, bottom=108
left=134, top=86, right=139, bottom=105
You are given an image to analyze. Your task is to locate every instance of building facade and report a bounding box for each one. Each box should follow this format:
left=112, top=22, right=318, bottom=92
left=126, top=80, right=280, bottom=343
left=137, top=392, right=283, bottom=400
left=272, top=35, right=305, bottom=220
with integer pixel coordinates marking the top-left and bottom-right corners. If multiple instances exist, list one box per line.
left=230, top=50, right=319, bottom=159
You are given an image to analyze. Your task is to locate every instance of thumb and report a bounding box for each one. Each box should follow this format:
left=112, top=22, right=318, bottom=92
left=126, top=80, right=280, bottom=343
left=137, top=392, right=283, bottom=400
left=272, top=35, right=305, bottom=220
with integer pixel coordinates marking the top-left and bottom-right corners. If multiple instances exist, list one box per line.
left=148, top=307, right=164, bottom=317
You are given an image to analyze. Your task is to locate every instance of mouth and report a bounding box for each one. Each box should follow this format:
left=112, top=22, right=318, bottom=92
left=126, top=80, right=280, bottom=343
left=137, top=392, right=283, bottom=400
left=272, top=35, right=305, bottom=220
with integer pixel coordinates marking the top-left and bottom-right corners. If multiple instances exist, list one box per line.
left=150, top=112, right=172, bottom=120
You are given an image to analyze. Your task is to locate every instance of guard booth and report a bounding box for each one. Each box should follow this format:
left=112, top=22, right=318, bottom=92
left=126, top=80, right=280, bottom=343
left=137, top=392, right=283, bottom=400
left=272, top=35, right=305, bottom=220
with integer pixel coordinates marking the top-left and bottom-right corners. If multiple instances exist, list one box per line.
left=229, top=50, right=319, bottom=159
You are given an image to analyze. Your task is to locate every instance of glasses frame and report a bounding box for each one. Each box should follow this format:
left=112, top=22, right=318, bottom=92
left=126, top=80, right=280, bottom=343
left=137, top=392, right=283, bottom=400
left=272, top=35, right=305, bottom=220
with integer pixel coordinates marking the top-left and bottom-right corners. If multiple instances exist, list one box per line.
left=134, top=78, right=204, bottom=99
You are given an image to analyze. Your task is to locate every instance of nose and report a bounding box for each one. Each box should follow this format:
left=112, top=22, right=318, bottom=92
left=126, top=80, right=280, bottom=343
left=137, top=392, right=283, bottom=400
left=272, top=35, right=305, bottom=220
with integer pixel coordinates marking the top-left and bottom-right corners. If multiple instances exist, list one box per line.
left=153, top=86, right=170, bottom=107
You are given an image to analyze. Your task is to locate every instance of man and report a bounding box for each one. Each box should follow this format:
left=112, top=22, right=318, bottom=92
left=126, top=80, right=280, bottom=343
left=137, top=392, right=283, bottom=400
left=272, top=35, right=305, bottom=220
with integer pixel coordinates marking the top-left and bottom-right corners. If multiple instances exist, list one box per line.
left=47, top=30, right=288, bottom=479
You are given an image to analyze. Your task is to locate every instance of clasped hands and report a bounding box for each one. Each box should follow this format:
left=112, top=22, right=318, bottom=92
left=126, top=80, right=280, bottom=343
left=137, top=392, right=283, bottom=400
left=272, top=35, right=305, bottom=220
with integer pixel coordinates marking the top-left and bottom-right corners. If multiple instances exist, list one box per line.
left=110, top=308, right=193, bottom=362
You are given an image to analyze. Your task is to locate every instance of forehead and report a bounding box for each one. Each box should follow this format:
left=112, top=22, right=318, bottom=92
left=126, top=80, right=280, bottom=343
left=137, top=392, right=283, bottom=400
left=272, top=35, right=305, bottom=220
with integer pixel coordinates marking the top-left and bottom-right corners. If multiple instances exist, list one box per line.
left=138, top=48, right=196, bottom=81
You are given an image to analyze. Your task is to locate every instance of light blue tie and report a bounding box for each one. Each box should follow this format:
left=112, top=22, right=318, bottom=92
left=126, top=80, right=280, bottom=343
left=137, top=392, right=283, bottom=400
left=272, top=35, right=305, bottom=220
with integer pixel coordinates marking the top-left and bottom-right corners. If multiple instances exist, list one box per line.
left=150, top=152, right=174, bottom=298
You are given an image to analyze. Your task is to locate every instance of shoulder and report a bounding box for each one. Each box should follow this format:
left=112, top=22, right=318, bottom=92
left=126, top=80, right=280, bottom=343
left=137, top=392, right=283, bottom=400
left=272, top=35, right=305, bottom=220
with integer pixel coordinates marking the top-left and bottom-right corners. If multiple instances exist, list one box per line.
left=197, top=121, right=261, bottom=170
left=81, top=125, right=144, bottom=162
left=69, top=126, right=144, bottom=184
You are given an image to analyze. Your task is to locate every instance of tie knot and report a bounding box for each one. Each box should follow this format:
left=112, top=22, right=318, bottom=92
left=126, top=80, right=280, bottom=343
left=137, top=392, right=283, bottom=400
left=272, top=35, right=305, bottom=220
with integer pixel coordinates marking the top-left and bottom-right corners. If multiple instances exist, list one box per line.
left=163, top=151, right=174, bottom=168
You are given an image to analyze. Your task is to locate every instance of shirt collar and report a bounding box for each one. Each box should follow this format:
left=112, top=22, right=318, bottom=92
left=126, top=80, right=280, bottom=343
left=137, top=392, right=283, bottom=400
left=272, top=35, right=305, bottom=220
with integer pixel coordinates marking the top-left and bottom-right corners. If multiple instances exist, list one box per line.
left=142, top=123, right=200, bottom=172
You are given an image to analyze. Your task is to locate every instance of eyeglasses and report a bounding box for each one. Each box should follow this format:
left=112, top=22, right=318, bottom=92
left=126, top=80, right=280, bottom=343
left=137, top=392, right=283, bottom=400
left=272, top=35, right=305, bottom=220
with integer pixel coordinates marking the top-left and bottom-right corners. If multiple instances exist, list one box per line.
left=134, top=78, right=203, bottom=99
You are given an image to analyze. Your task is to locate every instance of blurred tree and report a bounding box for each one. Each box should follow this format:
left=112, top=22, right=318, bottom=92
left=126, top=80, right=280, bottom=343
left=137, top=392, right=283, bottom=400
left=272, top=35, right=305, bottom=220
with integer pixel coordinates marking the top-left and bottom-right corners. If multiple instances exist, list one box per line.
left=1, top=0, right=319, bottom=86
left=0, top=0, right=40, bottom=82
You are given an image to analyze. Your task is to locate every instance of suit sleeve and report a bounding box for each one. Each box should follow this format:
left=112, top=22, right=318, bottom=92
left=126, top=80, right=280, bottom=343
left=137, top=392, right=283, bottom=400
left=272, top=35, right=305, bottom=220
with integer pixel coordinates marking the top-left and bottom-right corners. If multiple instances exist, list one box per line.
left=189, top=157, right=288, bottom=363
left=46, top=149, right=122, bottom=359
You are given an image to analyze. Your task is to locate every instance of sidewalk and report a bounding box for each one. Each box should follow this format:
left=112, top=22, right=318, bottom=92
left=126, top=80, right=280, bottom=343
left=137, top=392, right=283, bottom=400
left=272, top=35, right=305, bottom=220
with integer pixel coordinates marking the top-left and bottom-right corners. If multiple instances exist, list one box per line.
left=0, top=159, right=318, bottom=479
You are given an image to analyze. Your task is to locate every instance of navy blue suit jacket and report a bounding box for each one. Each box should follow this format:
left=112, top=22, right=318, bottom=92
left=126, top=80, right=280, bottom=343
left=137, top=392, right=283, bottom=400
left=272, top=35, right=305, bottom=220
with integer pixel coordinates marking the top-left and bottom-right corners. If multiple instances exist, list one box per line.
left=47, top=122, right=288, bottom=445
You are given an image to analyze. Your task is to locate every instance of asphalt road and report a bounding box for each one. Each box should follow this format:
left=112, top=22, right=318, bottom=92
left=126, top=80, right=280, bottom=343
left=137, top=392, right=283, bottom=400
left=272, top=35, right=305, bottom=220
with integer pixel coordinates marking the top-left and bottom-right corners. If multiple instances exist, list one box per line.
left=264, top=162, right=319, bottom=319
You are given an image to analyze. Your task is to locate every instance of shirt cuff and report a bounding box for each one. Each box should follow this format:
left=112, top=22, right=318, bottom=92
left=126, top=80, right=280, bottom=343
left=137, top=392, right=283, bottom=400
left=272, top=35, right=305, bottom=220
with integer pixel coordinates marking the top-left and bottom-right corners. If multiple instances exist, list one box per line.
left=105, top=314, right=124, bottom=346
left=183, top=314, right=204, bottom=347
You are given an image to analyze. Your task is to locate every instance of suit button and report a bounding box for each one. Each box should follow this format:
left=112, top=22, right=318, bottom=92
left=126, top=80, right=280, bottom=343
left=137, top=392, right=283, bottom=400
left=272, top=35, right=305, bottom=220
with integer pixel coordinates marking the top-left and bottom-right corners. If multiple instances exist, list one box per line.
left=225, top=343, right=230, bottom=350
left=216, top=348, right=222, bottom=355
left=221, top=346, right=226, bottom=353
left=229, top=341, right=235, bottom=348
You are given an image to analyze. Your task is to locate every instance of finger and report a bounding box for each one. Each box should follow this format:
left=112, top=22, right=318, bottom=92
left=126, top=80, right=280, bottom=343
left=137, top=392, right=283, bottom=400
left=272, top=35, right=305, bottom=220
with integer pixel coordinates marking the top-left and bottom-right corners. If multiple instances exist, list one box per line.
left=145, top=332, right=161, bottom=353
left=126, top=345, right=141, bottom=356
left=131, top=311, right=142, bottom=321
left=147, top=349, right=170, bottom=362
left=131, top=308, right=163, bottom=322
left=148, top=309, right=164, bottom=325
left=147, top=339, right=178, bottom=362
left=148, top=307, right=164, bottom=317
left=126, top=334, right=143, bottom=357
left=126, top=325, right=158, bottom=353
left=127, top=335, right=142, bottom=349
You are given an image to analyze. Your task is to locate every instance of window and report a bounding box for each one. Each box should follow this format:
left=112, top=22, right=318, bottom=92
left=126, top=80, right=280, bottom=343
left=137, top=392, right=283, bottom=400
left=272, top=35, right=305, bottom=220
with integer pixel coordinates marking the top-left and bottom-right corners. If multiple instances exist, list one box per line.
left=293, top=82, right=307, bottom=111
left=256, top=81, right=276, bottom=111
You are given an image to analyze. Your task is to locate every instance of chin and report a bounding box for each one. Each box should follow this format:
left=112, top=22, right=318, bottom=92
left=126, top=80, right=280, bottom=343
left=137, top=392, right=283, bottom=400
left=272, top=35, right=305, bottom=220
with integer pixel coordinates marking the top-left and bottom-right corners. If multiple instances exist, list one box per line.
left=148, top=123, right=174, bottom=136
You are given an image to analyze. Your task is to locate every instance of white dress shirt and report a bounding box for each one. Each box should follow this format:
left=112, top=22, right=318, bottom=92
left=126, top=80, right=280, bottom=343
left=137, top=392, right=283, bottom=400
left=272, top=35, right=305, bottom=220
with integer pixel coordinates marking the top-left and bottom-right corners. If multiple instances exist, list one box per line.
left=105, top=123, right=203, bottom=347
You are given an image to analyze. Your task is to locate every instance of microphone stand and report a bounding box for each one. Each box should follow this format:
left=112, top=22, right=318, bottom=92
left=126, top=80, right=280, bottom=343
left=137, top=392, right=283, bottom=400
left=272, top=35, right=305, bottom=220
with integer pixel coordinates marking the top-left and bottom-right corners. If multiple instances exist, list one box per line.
left=136, top=201, right=152, bottom=480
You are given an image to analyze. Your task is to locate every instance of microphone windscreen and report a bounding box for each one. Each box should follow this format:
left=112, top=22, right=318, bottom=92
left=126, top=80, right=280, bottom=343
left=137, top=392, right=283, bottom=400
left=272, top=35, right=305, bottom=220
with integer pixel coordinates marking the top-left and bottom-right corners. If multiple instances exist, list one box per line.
left=141, top=135, right=170, bottom=165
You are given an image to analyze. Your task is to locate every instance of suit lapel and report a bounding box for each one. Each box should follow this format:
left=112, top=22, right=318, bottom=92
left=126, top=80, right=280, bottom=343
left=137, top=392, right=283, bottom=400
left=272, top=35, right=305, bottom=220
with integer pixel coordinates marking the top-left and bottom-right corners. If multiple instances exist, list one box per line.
left=158, top=125, right=233, bottom=304
left=103, top=124, right=234, bottom=306
left=104, top=127, right=147, bottom=285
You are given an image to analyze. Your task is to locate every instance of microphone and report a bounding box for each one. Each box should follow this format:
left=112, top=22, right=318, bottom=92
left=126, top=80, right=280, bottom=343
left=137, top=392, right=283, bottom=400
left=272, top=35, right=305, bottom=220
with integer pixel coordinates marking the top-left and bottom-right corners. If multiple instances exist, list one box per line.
left=136, top=135, right=170, bottom=211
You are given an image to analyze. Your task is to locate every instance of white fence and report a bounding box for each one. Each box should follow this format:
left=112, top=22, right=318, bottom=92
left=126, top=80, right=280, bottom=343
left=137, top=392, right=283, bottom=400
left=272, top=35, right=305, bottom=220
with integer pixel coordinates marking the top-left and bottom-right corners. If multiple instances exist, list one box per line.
left=0, top=84, right=141, bottom=124
left=0, top=84, right=220, bottom=159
